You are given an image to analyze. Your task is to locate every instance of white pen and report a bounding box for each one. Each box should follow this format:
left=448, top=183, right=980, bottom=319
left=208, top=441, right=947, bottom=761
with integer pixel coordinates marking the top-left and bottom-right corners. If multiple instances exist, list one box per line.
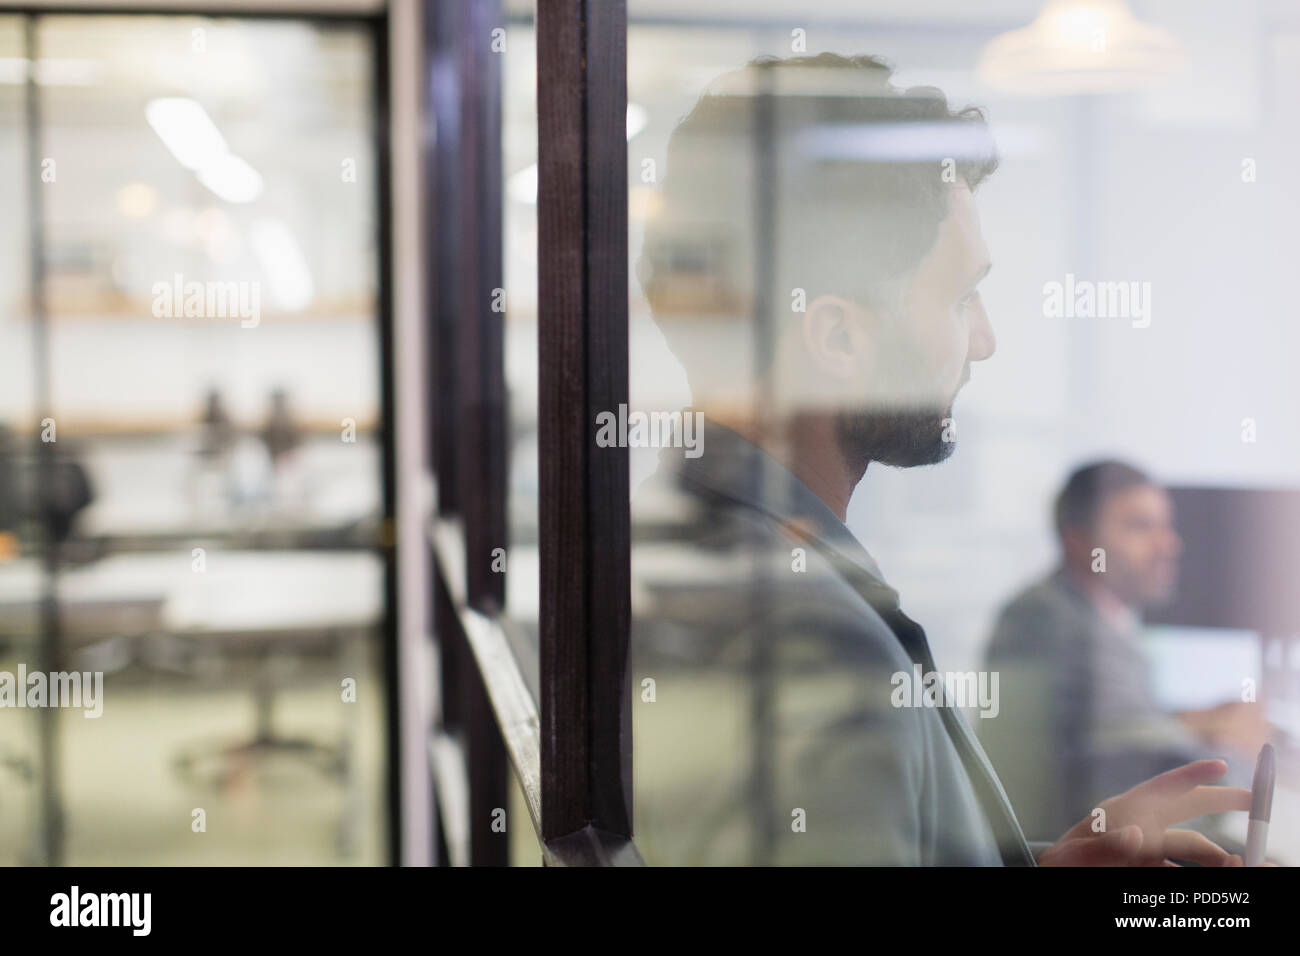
left=1245, top=743, right=1275, bottom=867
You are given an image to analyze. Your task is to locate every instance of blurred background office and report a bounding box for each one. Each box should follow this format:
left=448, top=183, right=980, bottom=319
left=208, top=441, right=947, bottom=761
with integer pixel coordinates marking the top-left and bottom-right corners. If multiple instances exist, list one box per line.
left=0, top=10, right=388, bottom=864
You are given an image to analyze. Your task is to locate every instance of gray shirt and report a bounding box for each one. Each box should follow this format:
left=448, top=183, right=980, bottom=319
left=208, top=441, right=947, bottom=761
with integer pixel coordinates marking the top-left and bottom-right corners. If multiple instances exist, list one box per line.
left=631, top=419, right=1034, bottom=865
left=979, top=569, right=1210, bottom=842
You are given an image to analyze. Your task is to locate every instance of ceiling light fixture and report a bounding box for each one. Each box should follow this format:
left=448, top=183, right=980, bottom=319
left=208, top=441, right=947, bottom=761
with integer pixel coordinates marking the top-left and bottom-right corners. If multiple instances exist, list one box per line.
left=978, top=0, right=1185, bottom=96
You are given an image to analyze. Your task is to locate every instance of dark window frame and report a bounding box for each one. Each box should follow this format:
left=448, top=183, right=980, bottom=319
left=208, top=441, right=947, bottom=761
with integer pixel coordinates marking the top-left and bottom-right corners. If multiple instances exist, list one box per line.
left=425, top=0, right=639, bottom=866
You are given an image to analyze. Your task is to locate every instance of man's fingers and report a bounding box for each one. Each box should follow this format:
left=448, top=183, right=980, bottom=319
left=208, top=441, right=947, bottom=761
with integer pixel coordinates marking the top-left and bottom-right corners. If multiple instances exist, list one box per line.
left=1162, top=829, right=1237, bottom=867
left=1166, top=785, right=1252, bottom=824
left=1130, top=760, right=1229, bottom=798
left=1110, top=760, right=1248, bottom=826
left=1056, top=825, right=1144, bottom=866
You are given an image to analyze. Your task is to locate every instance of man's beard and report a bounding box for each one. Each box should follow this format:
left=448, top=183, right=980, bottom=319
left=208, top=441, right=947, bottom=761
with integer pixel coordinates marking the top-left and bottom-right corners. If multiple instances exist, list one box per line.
left=832, top=309, right=966, bottom=469
left=835, top=402, right=955, bottom=469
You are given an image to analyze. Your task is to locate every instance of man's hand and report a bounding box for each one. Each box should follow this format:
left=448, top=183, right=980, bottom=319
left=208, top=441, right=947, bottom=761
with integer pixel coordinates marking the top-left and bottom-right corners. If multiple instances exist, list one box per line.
left=1038, top=760, right=1251, bottom=867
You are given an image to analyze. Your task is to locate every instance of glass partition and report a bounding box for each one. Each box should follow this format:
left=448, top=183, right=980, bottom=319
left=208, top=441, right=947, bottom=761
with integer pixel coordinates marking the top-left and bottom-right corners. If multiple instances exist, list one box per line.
left=627, top=2, right=1300, bottom=865
left=0, top=12, right=389, bottom=866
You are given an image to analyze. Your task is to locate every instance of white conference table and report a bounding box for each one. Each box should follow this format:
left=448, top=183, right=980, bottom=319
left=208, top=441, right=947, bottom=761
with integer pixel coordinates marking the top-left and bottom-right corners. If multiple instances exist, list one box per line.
left=0, top=549, right=384, bottom=863
left=0, top=550, right=382, bottom=639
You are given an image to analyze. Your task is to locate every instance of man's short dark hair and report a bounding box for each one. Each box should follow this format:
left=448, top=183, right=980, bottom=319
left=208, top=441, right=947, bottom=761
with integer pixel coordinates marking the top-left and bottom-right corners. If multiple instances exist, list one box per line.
left=1054, top=460, right=1154, bottom=539
left=636, top=53, right=998, bottom=395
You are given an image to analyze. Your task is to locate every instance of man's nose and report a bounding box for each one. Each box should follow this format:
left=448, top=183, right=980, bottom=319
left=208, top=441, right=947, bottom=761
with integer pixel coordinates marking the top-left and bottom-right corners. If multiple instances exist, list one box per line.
left=969, top=300, right=995, bottom=362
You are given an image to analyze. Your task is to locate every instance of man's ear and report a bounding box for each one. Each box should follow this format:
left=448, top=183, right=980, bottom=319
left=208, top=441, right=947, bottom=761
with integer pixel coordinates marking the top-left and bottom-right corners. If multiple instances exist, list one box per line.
left=800, top=295, right=875, bottom=378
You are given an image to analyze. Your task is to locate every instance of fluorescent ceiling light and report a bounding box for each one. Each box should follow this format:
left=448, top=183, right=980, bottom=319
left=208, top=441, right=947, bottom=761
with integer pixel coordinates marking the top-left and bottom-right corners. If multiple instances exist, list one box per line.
left=796, top=121, right=997, bottom=162
left=197, top=153, right=264, bottom=204
left=146, top=97, right=264, bottom=204
left=250, top=218, right=314, bottom=311
left=146, top=98, right=229, bottom=171
left=978, top=0, right=1185, bottom=96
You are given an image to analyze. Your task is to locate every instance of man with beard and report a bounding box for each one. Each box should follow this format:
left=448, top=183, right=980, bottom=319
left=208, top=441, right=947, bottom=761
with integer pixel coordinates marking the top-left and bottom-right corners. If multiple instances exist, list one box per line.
left=980, top=461, right=1272, bottom=843
left=629, top=53, right=1249, bottom=866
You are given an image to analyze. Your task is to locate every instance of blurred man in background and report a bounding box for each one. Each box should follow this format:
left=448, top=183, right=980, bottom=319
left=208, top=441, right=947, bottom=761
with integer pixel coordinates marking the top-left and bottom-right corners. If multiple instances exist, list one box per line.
left=980, top=460, right=1272, bottom=842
